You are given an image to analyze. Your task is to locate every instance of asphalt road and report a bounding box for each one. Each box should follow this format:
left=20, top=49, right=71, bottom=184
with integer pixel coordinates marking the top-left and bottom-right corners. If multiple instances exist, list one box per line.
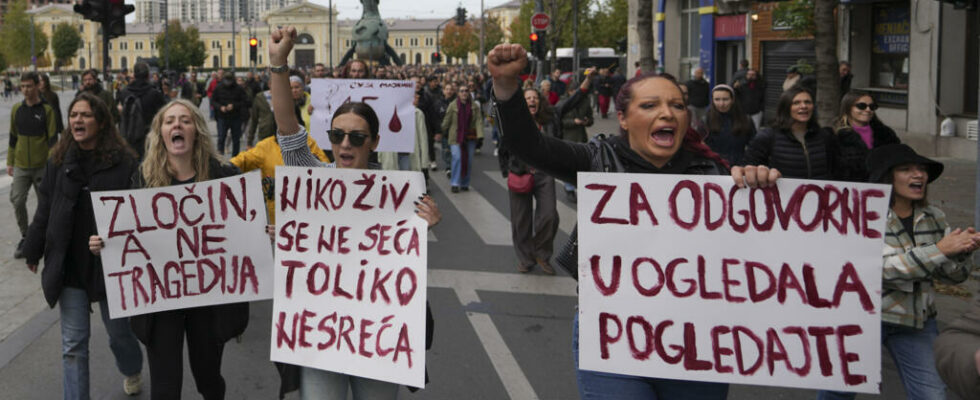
left=0, top=90, right=973, bottom=399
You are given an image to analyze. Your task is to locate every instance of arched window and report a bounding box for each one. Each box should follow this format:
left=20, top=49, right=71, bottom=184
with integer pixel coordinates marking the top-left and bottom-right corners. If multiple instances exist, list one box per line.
left=79, top=57, right=86, bottom=69
left=121, top=56, right=128, bottom=70
left=296, top=34, right=314, bottom=45
left=415, top=53, right=421, bottom=65
left=400, top=53, right=406, bottom=64
left=213, top=56, right=219, bottom=68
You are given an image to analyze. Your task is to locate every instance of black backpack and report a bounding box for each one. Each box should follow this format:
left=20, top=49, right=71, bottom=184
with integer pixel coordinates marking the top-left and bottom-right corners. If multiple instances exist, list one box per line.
left=119, top=93, right=148, bottom=157
left=554, top=134, right=623, bottom=280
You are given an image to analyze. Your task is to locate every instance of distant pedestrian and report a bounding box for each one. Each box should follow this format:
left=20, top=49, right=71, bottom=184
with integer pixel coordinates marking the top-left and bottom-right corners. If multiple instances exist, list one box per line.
left=684, top=67, right=710, bottom=124
left=556, top=76, right=594, bottom=202
left=116, top=62, right=167, bottom=159
left=729, top=59, right=749, bottom=86
left=76, top=69, right=118, bottom=123
left=23, top=92, right=144, bottom=399
left=38, top=73, right=64, bottom=135
left=839, top=61, right=853, bottom=99
left=833, top=91, right=899, bottom=182
left=540, top=79, right=559, bottom=105
left=211, top=71, right=249, bottom=156
left=734, top=69, right=765, bottom=129
left=596, top=68, right=613, bottom=118
left=433, top=82, right=456, bottom=171
left=7, top=72, right=59, bottom=259
left=441, top=84, right=482, bottom=192
left=703, top=84, right=755, bottom=166
left=4, top=75, right=14, bottom=99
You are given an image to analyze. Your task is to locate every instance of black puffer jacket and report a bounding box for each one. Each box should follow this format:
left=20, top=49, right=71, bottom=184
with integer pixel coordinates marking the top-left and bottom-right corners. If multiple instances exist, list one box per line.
left=128, top=158, right=250, bottom=345
left=742, top=125, right=837, bottom=180
left=211, top=78, right=249, bottom=119
left=834, top=119, right=900, bottom=182
left=24, top=147, right=139, bottom=307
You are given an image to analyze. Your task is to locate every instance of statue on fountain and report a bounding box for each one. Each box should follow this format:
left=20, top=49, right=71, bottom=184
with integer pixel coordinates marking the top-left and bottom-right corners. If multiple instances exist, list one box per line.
left=341, top=0, right=403, bottom=66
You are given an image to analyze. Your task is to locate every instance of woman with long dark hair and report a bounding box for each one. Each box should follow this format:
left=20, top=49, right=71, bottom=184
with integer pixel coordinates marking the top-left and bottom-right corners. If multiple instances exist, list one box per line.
left=488, top=43, right=778, bottom=400
left=703, top=84, right=755, bottom=165
left=268, top=26, right=442, bottom=400
left=39, top=73, right=64, bottom=134
left=742, top=86, right=836, bottom=179
left=23, top=92, right=144, bottom=399
left=833, top=91, right=900, bottom=182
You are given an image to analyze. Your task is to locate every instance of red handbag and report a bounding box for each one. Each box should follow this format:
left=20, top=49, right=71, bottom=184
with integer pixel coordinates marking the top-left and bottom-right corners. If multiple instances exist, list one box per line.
left=507, top=172, right=534, bottom=193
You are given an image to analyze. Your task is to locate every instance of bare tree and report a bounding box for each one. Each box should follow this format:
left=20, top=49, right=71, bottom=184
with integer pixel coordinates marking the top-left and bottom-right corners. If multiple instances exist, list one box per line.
left=813, top=0, right=839, bottom=127
left=636, top=0, right=654, bottom=74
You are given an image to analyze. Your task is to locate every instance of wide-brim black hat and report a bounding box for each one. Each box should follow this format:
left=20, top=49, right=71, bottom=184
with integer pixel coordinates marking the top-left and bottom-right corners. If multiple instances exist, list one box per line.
left=867, top=143, right=944, bottom=183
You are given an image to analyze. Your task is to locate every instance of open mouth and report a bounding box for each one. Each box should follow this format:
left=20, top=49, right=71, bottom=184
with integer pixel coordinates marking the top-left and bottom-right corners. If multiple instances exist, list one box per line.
left=337, top=152, right=355, bottom=166
left=650, top=127, right=676, bottom=147
left=909, top=182, right=925, bottom=193
left=170, top=130, right=186, bottom=147
left=72, top=125, right=86, bottom=135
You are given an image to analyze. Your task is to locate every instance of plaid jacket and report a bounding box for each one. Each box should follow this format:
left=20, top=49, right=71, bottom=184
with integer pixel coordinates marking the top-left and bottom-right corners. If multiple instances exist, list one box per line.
left=882, top=205, right=973, bottom=328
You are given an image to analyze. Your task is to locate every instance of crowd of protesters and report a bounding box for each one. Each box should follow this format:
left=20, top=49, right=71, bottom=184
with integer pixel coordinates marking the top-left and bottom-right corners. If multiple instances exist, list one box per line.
left=5, top=37, right=980, bottom=399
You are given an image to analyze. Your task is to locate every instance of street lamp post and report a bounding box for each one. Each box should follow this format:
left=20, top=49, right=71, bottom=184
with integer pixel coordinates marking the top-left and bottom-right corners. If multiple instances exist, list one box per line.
left=165, top=0, right=170, bottom=71
left=30, top=15, right=36, bottom=72
left=329, top=0, right=333, bottom=67
left=479, top=0, right=485, bottom=67
left=231, top=0, right=237, bottom=73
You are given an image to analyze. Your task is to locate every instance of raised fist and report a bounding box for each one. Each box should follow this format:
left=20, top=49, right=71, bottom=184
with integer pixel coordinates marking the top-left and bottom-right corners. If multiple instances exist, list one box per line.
left=487, top=44, right=528, bottom=82
left=269, top=26, right=297, bottom=66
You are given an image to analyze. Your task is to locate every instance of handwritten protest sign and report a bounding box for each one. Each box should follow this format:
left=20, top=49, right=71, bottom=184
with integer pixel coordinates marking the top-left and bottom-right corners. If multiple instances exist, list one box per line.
left=92, top=171, right=273, bottom=318
left=270, top=166, right=428, bottom=388
left=576, top=173, right=889, bottom=393
left=310, top=79, right=416, bottom=153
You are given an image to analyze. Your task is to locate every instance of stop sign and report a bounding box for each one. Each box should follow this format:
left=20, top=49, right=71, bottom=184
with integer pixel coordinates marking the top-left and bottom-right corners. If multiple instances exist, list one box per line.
left=531, top=12, right=550, bottom=31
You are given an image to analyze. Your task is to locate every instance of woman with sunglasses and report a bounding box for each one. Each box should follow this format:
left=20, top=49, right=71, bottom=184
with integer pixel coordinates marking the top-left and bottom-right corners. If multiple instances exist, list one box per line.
left=268, top=26, right=441, bottom=400
left=833, top=91, right=899, bottom=182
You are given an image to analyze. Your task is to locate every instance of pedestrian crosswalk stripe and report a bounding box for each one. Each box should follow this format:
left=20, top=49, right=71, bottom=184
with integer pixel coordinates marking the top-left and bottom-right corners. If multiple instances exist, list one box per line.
left=430, top=172, right=513, bottom=246
left=482, top=171, right=576, bottom=234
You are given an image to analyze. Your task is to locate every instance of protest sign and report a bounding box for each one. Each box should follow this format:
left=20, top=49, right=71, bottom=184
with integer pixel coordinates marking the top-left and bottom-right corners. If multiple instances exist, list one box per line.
left=310, top=79, right=416, bottom=153
left=92, top=171, right=273, bottom=318
left=270, top=166, right=428, bottom=388
left=576, top=173, right=890, bottom=393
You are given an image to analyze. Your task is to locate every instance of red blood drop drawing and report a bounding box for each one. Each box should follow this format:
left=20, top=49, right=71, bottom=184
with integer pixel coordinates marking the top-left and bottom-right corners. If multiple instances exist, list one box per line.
left=389, top=107, right=402, bottom=132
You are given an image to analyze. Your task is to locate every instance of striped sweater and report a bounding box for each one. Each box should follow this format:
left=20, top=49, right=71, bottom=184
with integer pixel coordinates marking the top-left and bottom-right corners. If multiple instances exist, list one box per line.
left=881, top=204, right=973, bottom=328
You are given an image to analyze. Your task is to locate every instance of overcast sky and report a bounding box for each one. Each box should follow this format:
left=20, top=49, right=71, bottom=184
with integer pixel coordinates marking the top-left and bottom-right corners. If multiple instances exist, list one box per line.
left=308, top=0, right=516, bottom=20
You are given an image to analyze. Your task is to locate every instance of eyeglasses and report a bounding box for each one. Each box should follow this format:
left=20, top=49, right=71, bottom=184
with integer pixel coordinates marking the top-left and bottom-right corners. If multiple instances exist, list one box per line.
left=855, top=102, right=878, bottom=111
left=327, top=129, right=370, bottom=147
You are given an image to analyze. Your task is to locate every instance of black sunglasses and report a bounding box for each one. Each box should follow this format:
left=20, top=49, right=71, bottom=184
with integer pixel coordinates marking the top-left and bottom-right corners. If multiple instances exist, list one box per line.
left=855, top=102, right=878, bottom=111
left=327, top=129, right=370, bottom=147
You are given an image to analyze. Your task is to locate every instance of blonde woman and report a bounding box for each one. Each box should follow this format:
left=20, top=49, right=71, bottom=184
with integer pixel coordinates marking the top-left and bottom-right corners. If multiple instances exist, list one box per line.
left=90, top=99, right=248, bottom=399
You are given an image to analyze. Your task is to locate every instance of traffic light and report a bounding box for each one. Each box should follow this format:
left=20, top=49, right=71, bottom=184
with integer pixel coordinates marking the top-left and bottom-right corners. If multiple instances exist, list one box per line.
left=455, top=7, right=467, bottom=26
left=529, top=31, right=546, bottom=59
left=106, top=0, right=134, bottom=39
left=74, top=0, right=107, bottom=23
left=249, top=37, right=258, bottom=63
left=431, top=52, right=441, bottom=64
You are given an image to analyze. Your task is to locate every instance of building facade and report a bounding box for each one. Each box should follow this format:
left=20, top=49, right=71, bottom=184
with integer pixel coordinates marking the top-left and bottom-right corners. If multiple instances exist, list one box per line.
left=27, top=1, right=481, bottom=74
left=135, top=0, right=301, bottom=24
left=627, top=0, right=978, bottom=159
left=486, top=0, right=522, bottom=42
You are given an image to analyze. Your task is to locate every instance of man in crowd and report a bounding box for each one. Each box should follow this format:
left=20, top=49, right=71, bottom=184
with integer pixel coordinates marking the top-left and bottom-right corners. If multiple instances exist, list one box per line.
left=422, top=75, right=444, bottom=170
left=211, top=71, right=249, bottom=156
left=685, top=67, right=710, bottom=123
left=730, top=59, right=750, bottom=86
left=7, top=72, right=58, bottom=258
left=345, top=60, right=370, bottom=79
left=433, top=82, right=455, bottom=174
left=313, top=63, right=328, bottom=78
left=116, top=62, right=167, bottom=159
left=548, top=67, right=566, bottom=95
left=77, top=69, right=119, bottom=123
left=735, top=69, right=766, bottom=130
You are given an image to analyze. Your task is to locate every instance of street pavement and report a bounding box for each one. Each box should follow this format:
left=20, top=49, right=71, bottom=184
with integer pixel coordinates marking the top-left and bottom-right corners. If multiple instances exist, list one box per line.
left=0, top=90, right=975, bottom=399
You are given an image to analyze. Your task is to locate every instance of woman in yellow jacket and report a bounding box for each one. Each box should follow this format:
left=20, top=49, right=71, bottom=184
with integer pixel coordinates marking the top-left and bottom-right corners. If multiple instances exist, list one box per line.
left=441, top=84, right=483, bottom=192
left=230, top=134, right=328, bottom=223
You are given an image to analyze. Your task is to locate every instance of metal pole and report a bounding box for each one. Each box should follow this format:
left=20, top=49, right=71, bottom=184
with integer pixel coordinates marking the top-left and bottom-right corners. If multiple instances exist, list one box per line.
left=974, top=8, right=980, bottom=266
left=479, top=0, right=485, bottom=67
left=231, top=0, right=237, bottom=73
left=30, top=16, right=36, bottom=72
left=534, top=0, right=543, bottom=85
left=329, top=0, right=333, bottom=67
left=573, top=0, right=579, bottom=75
left=249, top=22, right=255, bottom=75
left=102, top=22, right=110, bottom=82
left=165, top=0, right=170, bottom=70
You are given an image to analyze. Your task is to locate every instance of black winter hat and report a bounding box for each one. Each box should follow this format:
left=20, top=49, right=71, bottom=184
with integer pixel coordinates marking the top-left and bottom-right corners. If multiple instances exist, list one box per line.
left=867, top=143, right=944, bottom=184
